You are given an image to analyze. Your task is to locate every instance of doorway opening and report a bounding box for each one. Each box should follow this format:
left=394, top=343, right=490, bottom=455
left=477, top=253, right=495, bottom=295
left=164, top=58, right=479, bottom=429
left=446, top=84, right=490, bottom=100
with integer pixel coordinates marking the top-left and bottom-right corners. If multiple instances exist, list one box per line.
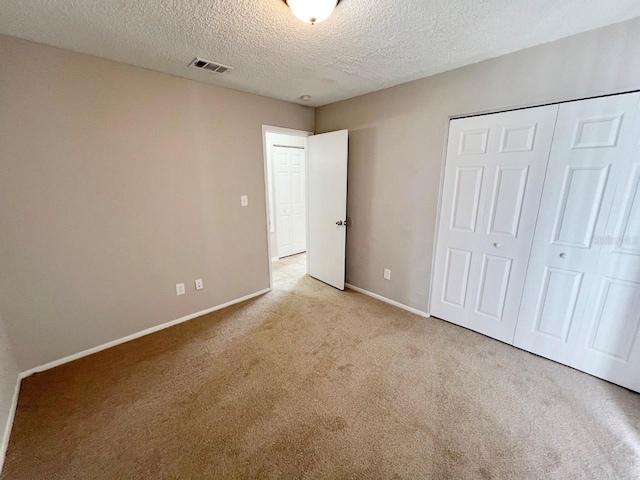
left=272, top=252, right=307, bottom=287
left=262, top=126, right=349, bottom=291
left=262, top=126, right=313, bottom=288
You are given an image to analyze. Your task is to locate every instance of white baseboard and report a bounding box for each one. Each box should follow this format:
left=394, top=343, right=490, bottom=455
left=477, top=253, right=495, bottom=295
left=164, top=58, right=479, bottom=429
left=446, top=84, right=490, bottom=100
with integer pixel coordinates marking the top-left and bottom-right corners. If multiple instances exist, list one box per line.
left=0, top=374, right=21, bottom=475
left=271, top=256, right=279, bottom=262
left=21, top=288, right=271, bottom=378
left=345, top=283, right=430, bottom=318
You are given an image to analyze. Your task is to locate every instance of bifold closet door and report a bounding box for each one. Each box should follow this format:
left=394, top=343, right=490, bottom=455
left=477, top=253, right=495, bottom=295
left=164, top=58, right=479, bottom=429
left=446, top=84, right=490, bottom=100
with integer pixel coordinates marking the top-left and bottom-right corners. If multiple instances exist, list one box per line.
left=514, top=92, right=640, bottom=391
left=431, top=105, right=559, bottom=343
left=274, top=146, right=306, bottom=258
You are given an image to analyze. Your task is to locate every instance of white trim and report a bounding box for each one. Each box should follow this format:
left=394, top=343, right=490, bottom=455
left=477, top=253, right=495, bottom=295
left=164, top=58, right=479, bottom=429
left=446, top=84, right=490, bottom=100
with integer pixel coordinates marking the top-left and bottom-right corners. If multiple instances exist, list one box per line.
left=304, top=135, right=311, bottom=276
left=20, top=288, right=271, bottom=378
left=271, top=256, right=280, bottom=262
left=428, top=120, right=452, bottom=314
left=0, top=374, right=21, bottom=475
left=345, top=283, right=430, bottom=318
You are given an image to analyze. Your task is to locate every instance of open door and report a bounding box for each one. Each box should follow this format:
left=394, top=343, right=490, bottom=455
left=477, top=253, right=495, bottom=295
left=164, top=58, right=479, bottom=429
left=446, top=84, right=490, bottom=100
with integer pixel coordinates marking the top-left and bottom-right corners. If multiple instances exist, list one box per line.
left=307, top=130, right=349, bottom=290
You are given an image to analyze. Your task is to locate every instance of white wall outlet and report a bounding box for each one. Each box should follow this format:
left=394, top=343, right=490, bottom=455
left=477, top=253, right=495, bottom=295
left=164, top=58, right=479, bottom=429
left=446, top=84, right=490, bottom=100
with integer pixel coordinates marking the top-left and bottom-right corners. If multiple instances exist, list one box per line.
left=195, top=278, right=204, bottom=290
left=241, top=195, right=249, bottom=207
left=384, top=269, right=391, bottom=280
left=176, top=283, right=186, bottom=296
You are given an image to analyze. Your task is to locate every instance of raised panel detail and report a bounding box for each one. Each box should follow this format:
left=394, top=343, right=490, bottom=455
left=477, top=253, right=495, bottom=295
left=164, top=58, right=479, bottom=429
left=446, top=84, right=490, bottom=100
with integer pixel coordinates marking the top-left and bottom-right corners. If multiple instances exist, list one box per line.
left=292, top=172, right=303, bottom=204
left=533, top=267, right=583, bottom=341
left=475, top=255, right=512, bottom=320
left=487, top=166, right=529, bottom=237
left=499, top=124, right=537, bottom=152
left=442, top=248, right=472, bottom=308
left=292, top=214, right=304, bottom=243
left=278, top=212, right=291, bottom=247
left=450, top=167, right=483, bottom=232
left=277, top=172, right=291, bottom=204
left=588, top=278, right=640, bottom=361
left=551, top=165, right=610, bottom=248
left=612, top=164, right=640, bottom=255
left=571, top=114, right=623, bottom=149
left=458, top=129, right=489, bottom=155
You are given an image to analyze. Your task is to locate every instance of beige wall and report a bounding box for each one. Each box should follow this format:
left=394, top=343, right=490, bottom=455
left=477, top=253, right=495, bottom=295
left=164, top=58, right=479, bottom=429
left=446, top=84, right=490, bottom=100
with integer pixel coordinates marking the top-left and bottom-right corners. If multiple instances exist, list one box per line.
left=315, top=17, right=640, bottom=313
left=0, top=35, right=314, bottom=371
left=0, top=311, right=18, bottom=470
left=3, top=17, right=640, bottom=371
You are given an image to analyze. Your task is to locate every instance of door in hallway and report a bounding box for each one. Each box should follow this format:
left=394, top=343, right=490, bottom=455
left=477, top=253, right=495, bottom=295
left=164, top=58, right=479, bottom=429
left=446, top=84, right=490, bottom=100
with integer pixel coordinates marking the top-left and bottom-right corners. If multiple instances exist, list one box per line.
left=274, top=146, right=306, bottom=258
left=308, top=130, right=349, bottom=290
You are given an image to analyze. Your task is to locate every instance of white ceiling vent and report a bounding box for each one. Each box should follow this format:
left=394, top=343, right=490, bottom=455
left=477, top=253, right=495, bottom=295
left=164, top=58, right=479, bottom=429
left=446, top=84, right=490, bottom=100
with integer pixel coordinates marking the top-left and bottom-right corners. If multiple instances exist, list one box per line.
left=189, top=57, right=233, bottom=74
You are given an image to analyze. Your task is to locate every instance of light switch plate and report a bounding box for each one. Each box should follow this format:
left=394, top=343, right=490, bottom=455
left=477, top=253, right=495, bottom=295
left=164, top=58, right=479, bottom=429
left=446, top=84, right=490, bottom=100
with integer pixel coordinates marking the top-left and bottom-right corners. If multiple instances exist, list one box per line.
left=383, top=269, right=391, bottom=280
left=241, top=195, right=249, bottom=207
left=195, top=278, right=203, bottom=290
left=176, top=283, right=186, bottom=296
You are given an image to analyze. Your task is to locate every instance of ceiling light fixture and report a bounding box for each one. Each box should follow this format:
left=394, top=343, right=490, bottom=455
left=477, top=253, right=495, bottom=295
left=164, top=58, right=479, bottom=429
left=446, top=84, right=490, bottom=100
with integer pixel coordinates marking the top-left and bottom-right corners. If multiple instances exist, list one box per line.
left=286, top=0, right=340, bottom=25
left=299, top=95, right=311, bottom=102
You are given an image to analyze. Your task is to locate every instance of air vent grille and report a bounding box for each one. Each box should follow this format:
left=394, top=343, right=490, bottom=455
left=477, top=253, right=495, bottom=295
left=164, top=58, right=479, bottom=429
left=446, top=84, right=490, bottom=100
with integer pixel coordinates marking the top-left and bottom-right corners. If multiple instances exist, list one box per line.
left=189, top=57, right=233, bottom=74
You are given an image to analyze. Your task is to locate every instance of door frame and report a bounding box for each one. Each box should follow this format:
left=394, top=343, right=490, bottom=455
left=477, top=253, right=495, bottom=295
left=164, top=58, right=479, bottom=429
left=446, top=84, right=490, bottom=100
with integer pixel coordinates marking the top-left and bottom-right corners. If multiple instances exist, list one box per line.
left=262, top=125, right=313, bottom=290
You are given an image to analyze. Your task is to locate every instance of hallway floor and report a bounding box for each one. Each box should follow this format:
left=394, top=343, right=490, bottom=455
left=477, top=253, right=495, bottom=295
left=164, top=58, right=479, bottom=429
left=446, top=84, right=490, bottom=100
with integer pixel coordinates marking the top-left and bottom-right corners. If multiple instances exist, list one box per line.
left=272, top=252, right=306, bottom=287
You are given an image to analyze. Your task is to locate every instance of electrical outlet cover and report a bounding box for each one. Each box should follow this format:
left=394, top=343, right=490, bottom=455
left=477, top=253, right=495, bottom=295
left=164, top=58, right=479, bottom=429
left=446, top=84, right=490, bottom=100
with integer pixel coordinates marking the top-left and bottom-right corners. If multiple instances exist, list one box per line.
left=176, top=283, right=186, bottom=296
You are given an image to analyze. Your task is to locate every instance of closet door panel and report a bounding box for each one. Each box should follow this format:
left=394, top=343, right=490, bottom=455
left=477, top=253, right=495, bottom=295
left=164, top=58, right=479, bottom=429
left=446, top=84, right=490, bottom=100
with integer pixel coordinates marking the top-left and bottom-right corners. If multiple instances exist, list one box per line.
left=571, top=96, right=640, bottom=391
left=466, top=106, right=559, bottom=343
left=290, top=149, right=306, bottom=255
left=275, top=148, right=294, bottom=258
left=431, top=117, right=492, bottom=325
left=432, top=105, right=558, bottom=341
left=514, top=93, right=640, bottom=369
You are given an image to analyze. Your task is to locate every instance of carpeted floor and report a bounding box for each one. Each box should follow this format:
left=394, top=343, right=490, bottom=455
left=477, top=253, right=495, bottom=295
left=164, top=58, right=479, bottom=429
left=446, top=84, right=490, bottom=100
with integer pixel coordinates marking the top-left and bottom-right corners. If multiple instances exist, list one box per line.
left=3, top=274, right=640, bottom=479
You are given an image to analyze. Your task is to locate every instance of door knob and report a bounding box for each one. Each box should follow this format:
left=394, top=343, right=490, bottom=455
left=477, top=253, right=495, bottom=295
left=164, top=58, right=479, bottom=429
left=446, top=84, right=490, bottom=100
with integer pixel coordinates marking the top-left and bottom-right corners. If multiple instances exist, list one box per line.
left=336, top=220, right=344, bottom=226
left=493, top=242, right=501, bottom=248
left=559, top=253, right=567, bottom=259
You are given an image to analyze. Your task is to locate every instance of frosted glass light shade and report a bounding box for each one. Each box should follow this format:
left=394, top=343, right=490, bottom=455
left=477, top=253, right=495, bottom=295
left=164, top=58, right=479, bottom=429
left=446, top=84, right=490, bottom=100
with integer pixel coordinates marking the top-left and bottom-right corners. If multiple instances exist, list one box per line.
left=286, top=0, right=339, bottom=24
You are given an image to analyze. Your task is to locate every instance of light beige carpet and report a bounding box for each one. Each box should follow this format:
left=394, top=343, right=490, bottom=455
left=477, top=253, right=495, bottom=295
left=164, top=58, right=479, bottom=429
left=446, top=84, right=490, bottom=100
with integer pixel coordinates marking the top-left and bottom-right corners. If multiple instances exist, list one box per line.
left=3, top=275, right=640, bottom=479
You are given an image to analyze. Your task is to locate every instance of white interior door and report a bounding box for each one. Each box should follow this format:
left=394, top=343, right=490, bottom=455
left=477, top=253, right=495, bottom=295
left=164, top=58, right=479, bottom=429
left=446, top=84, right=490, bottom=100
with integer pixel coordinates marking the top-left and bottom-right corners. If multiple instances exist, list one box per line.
left=514, top=93, right=640, bottom=380
left=431, top=105, right=558, bottom=343
left=274, top=146, right=306, bottom=258
left=308, top=130, right=348, bottom=290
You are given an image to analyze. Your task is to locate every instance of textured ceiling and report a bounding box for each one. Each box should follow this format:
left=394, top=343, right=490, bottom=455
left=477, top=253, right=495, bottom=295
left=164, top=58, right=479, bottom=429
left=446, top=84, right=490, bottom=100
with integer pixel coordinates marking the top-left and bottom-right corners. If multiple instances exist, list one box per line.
left=1, top=1, right=639, bottom=106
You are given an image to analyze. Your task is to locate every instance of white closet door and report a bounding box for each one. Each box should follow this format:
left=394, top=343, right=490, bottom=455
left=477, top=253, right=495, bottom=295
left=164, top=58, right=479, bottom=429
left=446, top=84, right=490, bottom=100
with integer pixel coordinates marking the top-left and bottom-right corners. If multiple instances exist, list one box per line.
left=431, top=105, right=559, bottom=342
left=289, top=148, right=306, bottom=255
left=274, top=146, right=306, bottom=258
left=571, top=94, right=640, bottom=391
left=514, top=93, right=640, bottom=371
